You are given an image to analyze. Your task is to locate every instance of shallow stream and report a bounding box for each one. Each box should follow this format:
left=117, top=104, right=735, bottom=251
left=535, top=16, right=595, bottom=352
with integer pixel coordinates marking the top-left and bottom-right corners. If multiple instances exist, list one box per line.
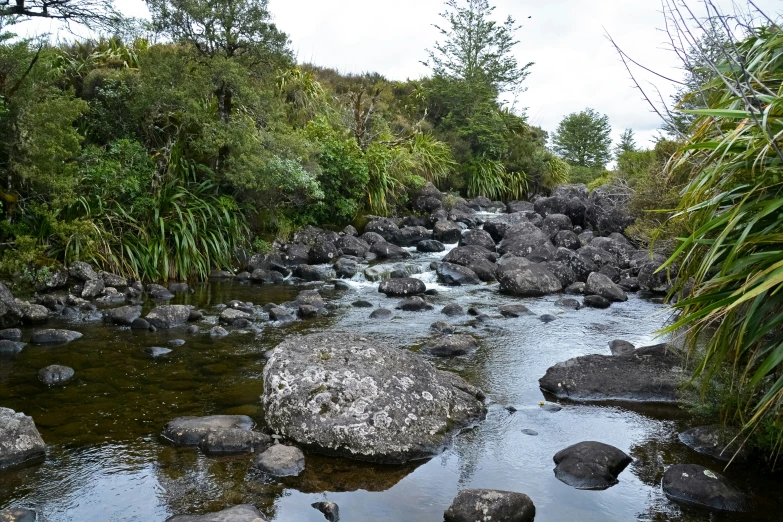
left=1, top=244, right=781, bottom=521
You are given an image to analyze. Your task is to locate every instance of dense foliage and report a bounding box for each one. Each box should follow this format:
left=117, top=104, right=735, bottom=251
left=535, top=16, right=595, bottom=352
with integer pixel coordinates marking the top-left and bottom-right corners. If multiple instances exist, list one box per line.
left=0, top=0, right=564, bottom=283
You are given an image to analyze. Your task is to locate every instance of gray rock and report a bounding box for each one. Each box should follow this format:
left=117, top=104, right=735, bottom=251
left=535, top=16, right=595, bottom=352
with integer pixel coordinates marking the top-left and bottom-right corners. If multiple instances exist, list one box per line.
left=539, top=344, right=684, bottom=402
left=169, top=339, right=185, bottom=347
left=131, top=318, right=151, bottom=330
left=144, top=347, right=172, bottom=358
left=30, top=329, right=82, bottom=344
left=609, top=340, right=635, bottom=356
left=378, top=278, right=425, bottom=297
left=311, top=501, right=339, bottom=522
left=162, top=415, right=270, bottom=454
left=19, top=302, right=48, bottom=324
left=352, top=300, right=373, bottom=308
left=498, top=223, right=552, bottom=257
left=521, top=429, right=539, bottom=436
left=459, top=229, right=495, bottom=251
left=554, top=230, right=581, bottom=250
left=436, top=262, right=481, bottom=286
left=147, top=283, right=175, bottom=300
left=662, top=464, right=748, bottom=512
left=0, top=340, right=25, bottom=355
left=101, top=271, right=128, bottom=288
left=364, top=218, right=400, bottom=242
left=38, top=364, right=74, bottom=385
left=262, top=333, right=487, bottom=463
left=220, top=308, right=252, bottom=325
left=210, top=326, right=228, bottom=338
left=679, top=425, right=749, bottom=462
left=396, top=296, right=430, bottom=312
left=168, top=282, right=189, bottom=293
left=433, top=220, right=463, bottom=244
left=430, top=321, right=455, bottom=334
left=539, top=314, right=557, bottom=323
left=584, top=184, right=634, bottom=235
left=370, top=241, right=411, bottom=260
left=499, top=304, right=533, bottom=318
left=444, top=489, right=535, bottom=522
left=108, top=305, right=142, bottom=326
left=209, top=270, right=234, bottom=279
left=483, top=212, right=530, bottom=242
left=336, top=235, right=370, bottom=257
left=507, top=200, right=535, bottom=213
left=417, top=240, right=445, bottom=253
left=553, top=441, right=632, bottom=489
left=619, top=276, right=640, bottom=292
left=544, top=261, right=578, bottom=288
left=360, top=231, right=385, bottom=246
left=421, top=334, right=479, bottom=357
left=0, top=508, right=37, bottom=522
left=498, top=264, right=562, bottom=296
left=369, top=308, right=393, bottom=320
left=269, top=307, right=295, bottom=323
left=146, top=305, right=192, bottom=329
left=395, top=226, right=432, bottom=247
left=441, top=304, right=464, bottom=317
left=542, top=213, right=573, bottom=240
left=68, top=261, right=98, bottom=282
left=343, top=225, right=358, bottom=236
left=165, top=505, right=268, bottom=522
left=586, top=272, right=627, bottom=302
left=638, top=260, right=678, bottom=294
left=310, top=239, right=339, bottom=264
left=0, top=407, right=46, bottom=468
left=583, top=295, right=610, bottom=308
left=335, top=257, right=358, bottom=279
left=556, top=247, right=597, bottom=281
left=556, top=298, right=581, bottom=310
left=296, top=264, right=336, bottom=282
left=0, top=328, right=21, bottom=341
left=0, top=283, right=23, bottom=328
left=252, top=444, right=305, bottom=476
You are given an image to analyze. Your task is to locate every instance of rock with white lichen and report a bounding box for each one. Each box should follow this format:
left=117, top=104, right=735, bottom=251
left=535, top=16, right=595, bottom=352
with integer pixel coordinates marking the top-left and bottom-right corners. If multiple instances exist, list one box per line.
left=262, top=332, right=486, bottom=464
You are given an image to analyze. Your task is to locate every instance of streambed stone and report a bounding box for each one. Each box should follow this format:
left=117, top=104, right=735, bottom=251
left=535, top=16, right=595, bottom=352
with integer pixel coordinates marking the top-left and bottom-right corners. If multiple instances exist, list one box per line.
left=165, top=505, right=268, bottom=522
left=107, top=305, right=142, bottom=326
left=678, top=425, right=749, bottom=462
left=252, top=444, right=305, bottom=476
left=30, top=329, right=82, bottom=344
left=539, top=344, right=683, bottom=403
left=421, top=334, right=479, bottom=357
left=378, top=277, right=425, bottom=297
left=0, top=508, right=37, bottom=522
left=0, top=340, right=25, bottom=355
left=145, top=305, right=192, bottom=329
left=444, top=489, right=535, bottom=522
left=553, top=441, right=632, bottom=490
left=662, top=464, right=748, bottom=512
left=162, top=415, right=270, bottom=454
left=0, top=407, right=46, bottom=468
left=262, top=332, right=487, bottom=463
left=38, top=365, right=74, bottom=385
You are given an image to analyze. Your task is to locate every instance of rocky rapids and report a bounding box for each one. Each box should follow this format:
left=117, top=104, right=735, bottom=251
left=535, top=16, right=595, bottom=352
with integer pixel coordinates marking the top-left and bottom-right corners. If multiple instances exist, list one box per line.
left=0, top=183, right=780, bottom=521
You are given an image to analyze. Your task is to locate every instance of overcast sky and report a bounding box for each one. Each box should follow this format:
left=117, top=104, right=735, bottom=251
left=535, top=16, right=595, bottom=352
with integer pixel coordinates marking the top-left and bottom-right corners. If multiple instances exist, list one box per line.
left=16, top=0, right=783, bottom=148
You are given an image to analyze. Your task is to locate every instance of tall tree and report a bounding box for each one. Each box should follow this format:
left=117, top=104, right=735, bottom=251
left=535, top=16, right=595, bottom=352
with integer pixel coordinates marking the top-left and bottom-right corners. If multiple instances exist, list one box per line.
left=425, top=0, right=532, bottom=94
left=0, top=0, right=118, bottom=26
left=552, top=108, right=612, bottom=168
left=614, top=128, right=637, bottom=159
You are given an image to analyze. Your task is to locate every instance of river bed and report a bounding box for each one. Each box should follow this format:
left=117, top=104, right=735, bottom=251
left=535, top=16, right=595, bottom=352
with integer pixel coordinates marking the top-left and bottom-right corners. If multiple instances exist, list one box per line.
left=0, top=245, right=780, bottom=521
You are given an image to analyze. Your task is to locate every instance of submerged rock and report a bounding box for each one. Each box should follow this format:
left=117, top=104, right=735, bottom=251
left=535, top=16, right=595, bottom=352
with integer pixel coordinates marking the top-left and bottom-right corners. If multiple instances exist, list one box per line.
left=369, top=308, right=393, bottom=320
left=609, top=340, right=635, bottom=356
left=0, top=340, right=25, bottom=355
left=553, top=441, right=632, bottom=490
left=0, top=508, right=37, bottom=522
left=252, top=444, right=305, bottom=477
left=0, top=328, right=21, bottom=341
left=436, top=262, right=481, bottom=286
left=162, top=415, right=270, bottom=454
left=145, top=305, right=192, bottom=329
left=539, top=344, right=684, bottom=403
left=0, top=407, right=46, bottom=468
left=38, top=365, right=75, bottom=385
left=30, top=329, right=82, bottom=344
left=583, top=295, right=610, bottom=309
left=262, top=332, right=486, bottom=463
left=165, top=505, right=268, bottom=522
left=311, top=501, right=339, bottom=522
left=107, top=305, right=142, bottom=326
left=421, top=334, right=479, bottom=357
left=144, top=347, right=172, bottom=358
left=662, top=464, right=748, bottom=512
left=444, top=489, right=535, bottom=522
left=441, top=304, right=464, bottom=317
left=417, top=239, right=445, bottom=253
left=678, top=425, right=749, bottom=462
left=499, top=304, right=533, bottom=318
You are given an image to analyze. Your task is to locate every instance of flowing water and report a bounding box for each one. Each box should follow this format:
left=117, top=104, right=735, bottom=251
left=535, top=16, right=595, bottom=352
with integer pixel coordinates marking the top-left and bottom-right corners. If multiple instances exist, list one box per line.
left=0, top=243, right=781, bottom=521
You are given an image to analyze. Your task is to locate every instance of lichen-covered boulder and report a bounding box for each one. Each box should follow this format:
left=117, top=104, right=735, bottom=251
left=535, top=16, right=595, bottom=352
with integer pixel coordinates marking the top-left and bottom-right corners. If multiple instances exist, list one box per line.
left=262, top=333, right=486, bottom=463
left=162, top=415, right=270, bottom=454
left=662, top=464, right=748, bottom=512
left=444, top=489, right=535, bottom=522
left=0, top=408, right=46, bottom=468
left=145, top=305, right=192, bottom=329
left=165, top=505, right=268, bottom=522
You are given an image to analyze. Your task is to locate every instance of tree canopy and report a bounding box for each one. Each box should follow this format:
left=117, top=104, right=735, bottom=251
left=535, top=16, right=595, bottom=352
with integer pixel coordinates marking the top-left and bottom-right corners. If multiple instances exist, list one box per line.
left=552, top=108, right=612, bottom=169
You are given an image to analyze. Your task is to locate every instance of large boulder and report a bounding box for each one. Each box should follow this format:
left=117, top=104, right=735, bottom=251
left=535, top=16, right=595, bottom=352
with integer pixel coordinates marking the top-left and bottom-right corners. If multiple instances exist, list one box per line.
left=638, top=260, right=678, bottom=294
left=484, top=212, right=530, bottom=242
left=370, top=241, right=411, bottom=260
left=0, top=283, right=22, bottom=329
left=279, top=243, right=310, bottom=267
left=309, top=238, right=339, bottom=264
left=161, top=415, right=271, bottom=454
left=262, top=333, right=487, bottom=463
left=498, top=264, right=562, bottom=297
left=541, top=213, right=573, bottom=240
left=459, top=229, right=495, bottom=251
left=499, top=223, right=552, bottom=258
left=539, top=344, right=684, bottom=402
left=662, top=464, right=748, bottom=512
left=395, top=226, right=431, bottom=247
left=145, top=305, right=192, bottom=329
left=585, top=272, right=628, bottom=302
left=68, top=261, right=98, bottom=282
left=378, top=278, right=425, bottom=297
left=433, top=220, right=463, bottom=244
left=336, top=235, right=370, bottom=257
left=436, top=263, right=481, bottom=286
left=0, top=408, right=46, bottom=468
left=165, top=505, right=268, bottom=522
left=678, top=425, right=749, bottom=462
left=30, top=329, right=82, bottom=344
left=107, top=305, right=142, bottom=326
left=364, top=218, right=399, bottom=242
left=585, top=184, right=634, bottom=235
left=553, top=441, right=632, bottom=490
left=506, top=200, right=534, bottom=214
left=444, top=489, right=535, bottom=522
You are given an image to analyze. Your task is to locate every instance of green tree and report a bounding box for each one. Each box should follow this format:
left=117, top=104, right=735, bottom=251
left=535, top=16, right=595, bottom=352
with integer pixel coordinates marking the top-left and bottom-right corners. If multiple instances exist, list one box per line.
left=614, top=128, right=637, bottom=159
left=552, top=108, right=612, bottom=169
left=425, top=0, right=532, bottom=93
left=0, top=0, right=118, bottom=27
